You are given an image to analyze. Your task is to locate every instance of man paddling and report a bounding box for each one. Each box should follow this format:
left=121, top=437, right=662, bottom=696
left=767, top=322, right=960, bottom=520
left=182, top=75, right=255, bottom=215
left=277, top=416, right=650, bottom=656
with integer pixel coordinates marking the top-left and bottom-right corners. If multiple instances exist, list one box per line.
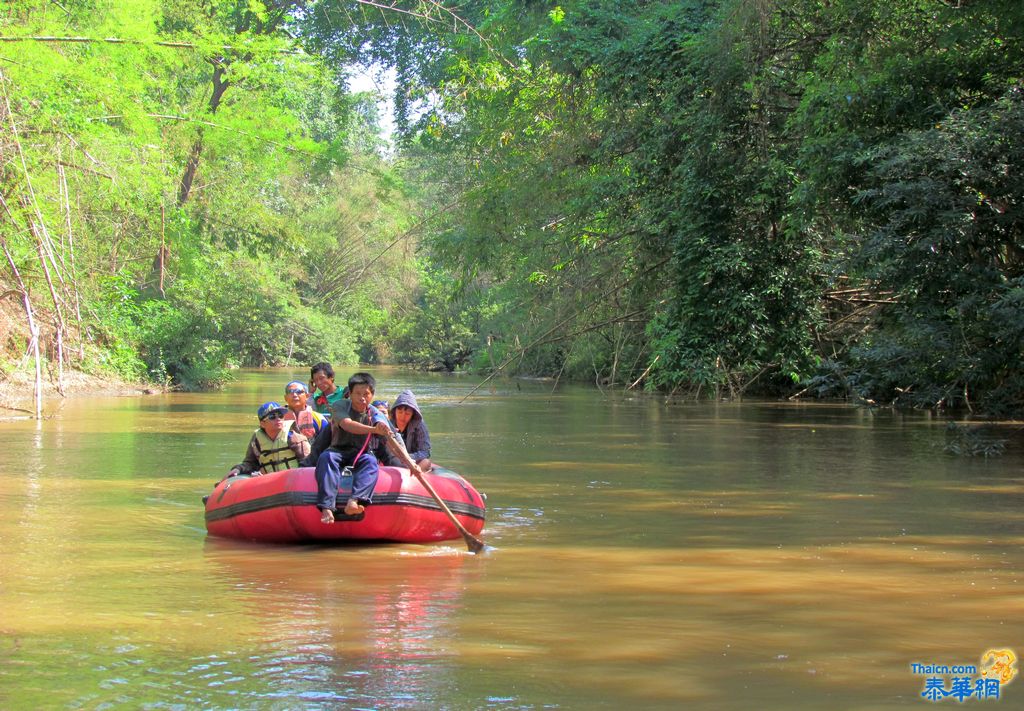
left=314, top=373, right=392, bottom=522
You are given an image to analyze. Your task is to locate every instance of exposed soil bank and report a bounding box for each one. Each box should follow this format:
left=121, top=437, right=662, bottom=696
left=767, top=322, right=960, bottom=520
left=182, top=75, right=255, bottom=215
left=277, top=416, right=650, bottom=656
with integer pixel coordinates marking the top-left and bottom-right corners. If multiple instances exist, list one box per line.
left=0, top=367, right=160, bottom=416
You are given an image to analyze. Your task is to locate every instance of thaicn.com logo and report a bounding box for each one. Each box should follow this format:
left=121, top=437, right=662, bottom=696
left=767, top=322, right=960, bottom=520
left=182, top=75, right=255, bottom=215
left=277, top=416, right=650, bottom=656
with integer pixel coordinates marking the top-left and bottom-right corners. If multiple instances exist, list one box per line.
left=911, top=649, right=1018, bottom=702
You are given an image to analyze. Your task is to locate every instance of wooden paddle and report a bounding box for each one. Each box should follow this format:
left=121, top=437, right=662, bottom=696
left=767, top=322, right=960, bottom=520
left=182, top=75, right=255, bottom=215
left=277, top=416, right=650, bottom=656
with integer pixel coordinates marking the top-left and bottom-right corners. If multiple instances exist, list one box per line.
left=383, top=429, right=486, bottom=554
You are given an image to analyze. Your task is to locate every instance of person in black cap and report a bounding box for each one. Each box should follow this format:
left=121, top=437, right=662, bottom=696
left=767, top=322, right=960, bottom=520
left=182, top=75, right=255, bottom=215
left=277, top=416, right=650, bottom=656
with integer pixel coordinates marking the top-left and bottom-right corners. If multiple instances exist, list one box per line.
left=226, top=401, right=309, bottom=478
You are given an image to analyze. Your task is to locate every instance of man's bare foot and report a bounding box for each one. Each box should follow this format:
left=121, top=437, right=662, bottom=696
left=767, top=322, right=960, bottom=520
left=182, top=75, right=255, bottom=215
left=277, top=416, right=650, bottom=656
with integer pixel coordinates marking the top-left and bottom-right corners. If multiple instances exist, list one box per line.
left=320, top=508, right=335, bottom=524
left=343, top=498, right=365, bottom=516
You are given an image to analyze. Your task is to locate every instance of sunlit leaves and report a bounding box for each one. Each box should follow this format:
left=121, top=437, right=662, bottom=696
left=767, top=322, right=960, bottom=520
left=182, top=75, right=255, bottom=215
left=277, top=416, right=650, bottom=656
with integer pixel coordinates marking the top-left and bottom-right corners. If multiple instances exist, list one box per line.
left=0, top=0, right=404, bottom=386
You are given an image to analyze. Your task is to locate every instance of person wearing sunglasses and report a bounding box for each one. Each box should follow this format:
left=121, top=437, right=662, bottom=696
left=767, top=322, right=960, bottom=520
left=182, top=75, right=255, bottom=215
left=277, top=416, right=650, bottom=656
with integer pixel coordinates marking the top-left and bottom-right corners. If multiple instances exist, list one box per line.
left=225, top=401, right=310, bottom=479
left=282, top=380, right=327, bottom=440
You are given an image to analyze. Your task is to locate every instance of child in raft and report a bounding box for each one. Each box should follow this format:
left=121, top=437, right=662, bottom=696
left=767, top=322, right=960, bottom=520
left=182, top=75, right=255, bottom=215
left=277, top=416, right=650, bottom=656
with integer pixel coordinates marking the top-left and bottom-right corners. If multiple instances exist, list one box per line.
left=314, top=372, right=392, bottom=523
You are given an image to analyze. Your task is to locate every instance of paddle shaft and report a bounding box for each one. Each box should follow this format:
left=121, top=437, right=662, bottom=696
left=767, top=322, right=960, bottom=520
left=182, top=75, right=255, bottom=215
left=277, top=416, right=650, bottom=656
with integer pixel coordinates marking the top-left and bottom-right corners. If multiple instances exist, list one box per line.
left=385, top=430, right=485, bottom=553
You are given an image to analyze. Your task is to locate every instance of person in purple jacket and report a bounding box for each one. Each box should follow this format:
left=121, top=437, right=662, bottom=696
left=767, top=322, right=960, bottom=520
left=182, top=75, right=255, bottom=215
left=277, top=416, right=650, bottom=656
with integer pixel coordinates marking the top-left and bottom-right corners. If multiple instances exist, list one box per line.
left=390, top=389, right=432, bottom=470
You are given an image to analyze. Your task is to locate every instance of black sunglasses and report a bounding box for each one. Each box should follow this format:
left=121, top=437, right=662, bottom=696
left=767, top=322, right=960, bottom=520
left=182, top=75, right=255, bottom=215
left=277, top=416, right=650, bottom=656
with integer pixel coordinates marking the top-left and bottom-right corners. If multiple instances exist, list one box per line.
left=286, top=388, right=306, bottom=395
left=262, top=412, right=284, bottom=421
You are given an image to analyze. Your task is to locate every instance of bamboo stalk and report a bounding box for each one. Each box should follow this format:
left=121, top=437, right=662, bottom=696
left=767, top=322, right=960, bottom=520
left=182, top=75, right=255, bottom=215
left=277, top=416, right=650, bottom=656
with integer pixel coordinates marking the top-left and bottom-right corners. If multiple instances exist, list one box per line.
left=609, top=322, right=622, bottom=388
left=55, top=160, right=113, bottom=180
left=29, top=215, right=68, bottom=337
left=1, top=71, right=70, bottom=339
left=0, top=35, right=198, bottom=47
left=159, top=203, right=166, bottom=297
left=57, top=160, right=85, bottom=358
left=0, top=236, right=42, bottom=418
left=36, top=215, right=70, bottom=292
left=3, top=74, right=53, bottom=254
left=55, top=150, right=68, bottom=269
left=32, top=322, right=41, bottom=418
left=56, top=324, right=65, bottom=396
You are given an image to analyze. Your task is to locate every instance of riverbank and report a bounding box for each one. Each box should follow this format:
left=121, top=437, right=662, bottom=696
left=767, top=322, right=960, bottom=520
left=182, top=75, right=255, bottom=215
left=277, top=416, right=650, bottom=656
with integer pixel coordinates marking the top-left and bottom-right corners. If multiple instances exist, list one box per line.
left=0, top=366, right=160, bottom=416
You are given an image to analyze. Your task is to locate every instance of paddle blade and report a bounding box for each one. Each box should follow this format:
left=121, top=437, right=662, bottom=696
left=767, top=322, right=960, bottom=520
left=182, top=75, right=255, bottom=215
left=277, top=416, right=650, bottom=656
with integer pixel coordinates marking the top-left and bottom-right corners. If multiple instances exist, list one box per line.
left=463, top=532, right=486, bottom=554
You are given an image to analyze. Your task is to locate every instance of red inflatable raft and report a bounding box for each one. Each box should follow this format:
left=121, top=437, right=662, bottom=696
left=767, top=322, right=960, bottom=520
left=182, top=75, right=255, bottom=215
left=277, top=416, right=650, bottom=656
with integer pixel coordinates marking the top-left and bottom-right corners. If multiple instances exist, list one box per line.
left=204, top=465, right=486, bottom=544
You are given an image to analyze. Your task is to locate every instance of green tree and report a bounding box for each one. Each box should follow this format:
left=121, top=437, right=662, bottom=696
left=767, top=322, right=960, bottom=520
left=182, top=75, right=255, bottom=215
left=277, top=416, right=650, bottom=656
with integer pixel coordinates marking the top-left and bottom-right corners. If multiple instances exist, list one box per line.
left=1, top=0, right=415, bottom=389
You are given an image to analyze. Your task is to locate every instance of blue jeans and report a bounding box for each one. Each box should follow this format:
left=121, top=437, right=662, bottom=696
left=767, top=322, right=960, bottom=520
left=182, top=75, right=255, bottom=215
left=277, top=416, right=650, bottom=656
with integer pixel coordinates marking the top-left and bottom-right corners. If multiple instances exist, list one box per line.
left=314, top=449, right=379, bottom=511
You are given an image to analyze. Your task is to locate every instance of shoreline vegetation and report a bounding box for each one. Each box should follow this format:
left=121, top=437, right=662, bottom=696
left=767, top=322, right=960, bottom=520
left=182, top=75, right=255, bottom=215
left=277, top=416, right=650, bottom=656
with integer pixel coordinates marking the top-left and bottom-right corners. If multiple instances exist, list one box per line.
left=2, top=349, right=1017, bottom=459
left=1, top=2, right=1022, bottom=420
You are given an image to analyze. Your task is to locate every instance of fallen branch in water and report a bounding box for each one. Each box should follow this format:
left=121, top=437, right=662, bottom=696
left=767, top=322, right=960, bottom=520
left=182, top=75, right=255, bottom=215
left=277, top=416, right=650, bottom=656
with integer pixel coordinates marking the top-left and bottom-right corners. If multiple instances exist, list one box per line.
left=627, top=355, right=660, bottom=391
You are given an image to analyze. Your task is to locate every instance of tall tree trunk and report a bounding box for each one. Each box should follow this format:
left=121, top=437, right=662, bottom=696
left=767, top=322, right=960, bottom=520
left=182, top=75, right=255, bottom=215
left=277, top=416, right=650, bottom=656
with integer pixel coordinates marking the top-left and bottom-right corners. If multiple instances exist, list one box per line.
left=175, top=0, right=301, bottom=205
left=176, top=63, right=229, bottom=206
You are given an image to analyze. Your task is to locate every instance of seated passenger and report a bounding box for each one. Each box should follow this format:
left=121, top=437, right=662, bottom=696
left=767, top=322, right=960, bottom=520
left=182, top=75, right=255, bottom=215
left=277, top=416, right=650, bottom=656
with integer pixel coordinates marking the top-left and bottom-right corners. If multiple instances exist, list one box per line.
left=301, top=397, right=393, bottom=467
left=226, top=401, right=309, bottom=478
left=309, top=362, right=345, bottom=416
left=282, top=380, right=328, bottom=439
left=315, top=372, right=392, bottom=523
left=390, top=390, right=432, bottom=471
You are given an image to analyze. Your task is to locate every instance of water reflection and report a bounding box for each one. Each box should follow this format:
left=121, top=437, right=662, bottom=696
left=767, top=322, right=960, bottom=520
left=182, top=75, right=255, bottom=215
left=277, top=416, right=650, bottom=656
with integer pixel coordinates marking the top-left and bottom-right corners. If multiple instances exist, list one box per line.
left=196, top=542, right=476, bottom=708
left=1, top=369, right=1023, bottom=709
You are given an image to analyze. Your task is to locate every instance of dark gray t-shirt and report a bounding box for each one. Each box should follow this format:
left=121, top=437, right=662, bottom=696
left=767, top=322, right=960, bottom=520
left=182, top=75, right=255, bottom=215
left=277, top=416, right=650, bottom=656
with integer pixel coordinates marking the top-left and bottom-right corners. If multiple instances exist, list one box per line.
left=328, top=399, right=375, bottom=456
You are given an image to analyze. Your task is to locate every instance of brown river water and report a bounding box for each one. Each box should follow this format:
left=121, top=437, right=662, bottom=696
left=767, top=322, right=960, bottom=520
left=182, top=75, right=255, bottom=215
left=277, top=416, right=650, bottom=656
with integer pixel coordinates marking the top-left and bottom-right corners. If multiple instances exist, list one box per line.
left=0, top=367, right=1022, bottom=709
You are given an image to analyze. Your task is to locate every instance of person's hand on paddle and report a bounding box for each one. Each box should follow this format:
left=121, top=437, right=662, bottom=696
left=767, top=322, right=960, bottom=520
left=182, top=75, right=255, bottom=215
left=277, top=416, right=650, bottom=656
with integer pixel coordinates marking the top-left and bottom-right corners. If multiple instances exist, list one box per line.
left=372, top=420, right=391, bottom=437
left=382, top=427, right=484, bottom=553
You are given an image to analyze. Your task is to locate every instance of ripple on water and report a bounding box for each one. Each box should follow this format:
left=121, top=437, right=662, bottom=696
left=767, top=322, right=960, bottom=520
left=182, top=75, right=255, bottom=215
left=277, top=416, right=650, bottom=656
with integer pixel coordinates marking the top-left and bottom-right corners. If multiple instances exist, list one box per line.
left=4, top=376, right=1024, bottom=710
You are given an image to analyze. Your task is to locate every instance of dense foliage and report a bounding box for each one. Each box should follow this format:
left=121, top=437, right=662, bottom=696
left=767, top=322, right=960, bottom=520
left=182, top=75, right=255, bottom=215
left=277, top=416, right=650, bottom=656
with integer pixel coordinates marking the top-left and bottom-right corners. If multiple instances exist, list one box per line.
left=2, top=0, right=1022, bottom=416
left=304, top=0, right=1024, bottom=414
left=0, top=0, right=416, bottom=388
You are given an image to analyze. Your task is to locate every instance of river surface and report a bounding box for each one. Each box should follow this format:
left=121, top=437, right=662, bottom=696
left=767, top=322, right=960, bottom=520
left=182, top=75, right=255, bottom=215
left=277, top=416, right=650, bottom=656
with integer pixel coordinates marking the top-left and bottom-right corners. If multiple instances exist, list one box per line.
left=0, top=367, right=1021, bottom=710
